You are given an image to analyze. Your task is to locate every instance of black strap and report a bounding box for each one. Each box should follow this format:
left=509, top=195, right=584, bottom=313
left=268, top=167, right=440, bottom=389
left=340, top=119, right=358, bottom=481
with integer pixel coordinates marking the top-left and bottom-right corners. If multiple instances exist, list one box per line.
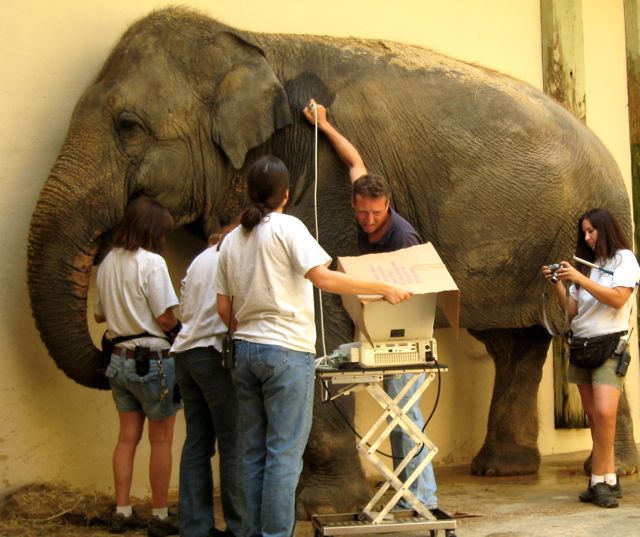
left=110, top=331, right=169, bottom=345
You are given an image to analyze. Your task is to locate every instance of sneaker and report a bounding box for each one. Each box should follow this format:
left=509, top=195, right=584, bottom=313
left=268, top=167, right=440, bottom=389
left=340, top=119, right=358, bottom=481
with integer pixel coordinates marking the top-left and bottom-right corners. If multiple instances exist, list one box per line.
left=209, top=530, right=234, bottom=537
left=610, top=479, right=623, bottom=499
left=578, top=482, right=619, bottom=508
left=109, top=510, right=145, bottom=534
left=148, top=513, right=179, bottom=537
left=579, top=479, right=623, bottom=501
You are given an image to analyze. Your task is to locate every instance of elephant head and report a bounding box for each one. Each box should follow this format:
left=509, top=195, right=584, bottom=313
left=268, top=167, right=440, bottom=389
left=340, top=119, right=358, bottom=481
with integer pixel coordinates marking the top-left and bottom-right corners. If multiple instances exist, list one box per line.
left=28, top=8, right=291, bottom=388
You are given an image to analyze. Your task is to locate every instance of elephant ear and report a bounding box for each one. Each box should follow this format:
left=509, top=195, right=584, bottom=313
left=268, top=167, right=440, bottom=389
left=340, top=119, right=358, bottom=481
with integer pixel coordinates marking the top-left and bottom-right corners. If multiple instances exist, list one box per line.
left=210, top=33, right=291, bottom=169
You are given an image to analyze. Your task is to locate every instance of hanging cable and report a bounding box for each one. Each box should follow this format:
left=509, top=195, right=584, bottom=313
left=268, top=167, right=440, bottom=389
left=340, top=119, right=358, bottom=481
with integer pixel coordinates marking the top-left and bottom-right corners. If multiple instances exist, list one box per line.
left=309, top=101, right=328, bottom=358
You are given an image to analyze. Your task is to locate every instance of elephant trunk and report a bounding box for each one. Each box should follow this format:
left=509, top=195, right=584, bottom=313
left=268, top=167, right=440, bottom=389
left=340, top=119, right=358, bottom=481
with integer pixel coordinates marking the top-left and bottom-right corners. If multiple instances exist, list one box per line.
left=28, top=126, right=123, bottom=389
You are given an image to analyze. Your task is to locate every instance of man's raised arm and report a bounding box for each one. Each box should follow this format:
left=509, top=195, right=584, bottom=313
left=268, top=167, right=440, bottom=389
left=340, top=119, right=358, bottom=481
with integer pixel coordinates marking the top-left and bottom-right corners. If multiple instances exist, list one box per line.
left=303, top=99, right=368, bottom=183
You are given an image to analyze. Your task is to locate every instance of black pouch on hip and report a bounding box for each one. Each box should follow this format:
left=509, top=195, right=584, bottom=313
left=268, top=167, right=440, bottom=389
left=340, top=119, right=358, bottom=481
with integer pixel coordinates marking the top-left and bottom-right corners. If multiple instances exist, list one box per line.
left=221, top=334, right=234, bottom=370
left=134, top=346, right=151, bottom=376
left=221, top=296, right=235, bottom=370
left=569, top=332, right=623, bottom=369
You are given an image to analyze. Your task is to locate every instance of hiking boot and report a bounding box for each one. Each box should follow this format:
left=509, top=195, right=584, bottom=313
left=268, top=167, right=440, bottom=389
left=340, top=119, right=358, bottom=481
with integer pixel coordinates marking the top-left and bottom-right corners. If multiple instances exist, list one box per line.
left=109, top=510, right=145, bottom=533
left=578, top=482, right=619, bottom=508
left=147, top=513, right=179, bottom=537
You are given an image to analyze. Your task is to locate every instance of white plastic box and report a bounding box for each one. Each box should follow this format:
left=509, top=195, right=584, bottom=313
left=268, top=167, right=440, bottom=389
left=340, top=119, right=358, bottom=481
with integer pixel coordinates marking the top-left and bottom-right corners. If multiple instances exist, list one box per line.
left=336, top=243, right=460, bottom=366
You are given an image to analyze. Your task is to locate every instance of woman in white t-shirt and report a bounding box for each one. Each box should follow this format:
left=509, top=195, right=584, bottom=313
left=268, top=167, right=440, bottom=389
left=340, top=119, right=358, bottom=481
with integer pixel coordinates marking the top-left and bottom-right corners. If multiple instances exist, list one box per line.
left=215, top=155, right=411, bottom=537
left=95, top=196, right=181, bottom=535
left=543, top=208, right=640, bottom=509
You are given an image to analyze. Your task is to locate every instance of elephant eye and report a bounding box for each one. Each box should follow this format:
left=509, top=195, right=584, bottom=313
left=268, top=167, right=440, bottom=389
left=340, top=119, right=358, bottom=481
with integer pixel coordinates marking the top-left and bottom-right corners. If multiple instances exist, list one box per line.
left=116, top=113, right=149, bottom=149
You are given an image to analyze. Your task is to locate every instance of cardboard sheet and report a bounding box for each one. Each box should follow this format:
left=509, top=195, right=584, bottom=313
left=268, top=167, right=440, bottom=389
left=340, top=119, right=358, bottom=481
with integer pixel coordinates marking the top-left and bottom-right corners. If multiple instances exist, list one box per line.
left=337, top=243, right=460, bottom=342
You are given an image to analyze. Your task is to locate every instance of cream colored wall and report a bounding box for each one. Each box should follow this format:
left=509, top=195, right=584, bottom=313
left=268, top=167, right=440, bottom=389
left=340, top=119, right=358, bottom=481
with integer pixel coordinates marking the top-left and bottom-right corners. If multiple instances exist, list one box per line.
left=1, top=0, right=634, bottom=497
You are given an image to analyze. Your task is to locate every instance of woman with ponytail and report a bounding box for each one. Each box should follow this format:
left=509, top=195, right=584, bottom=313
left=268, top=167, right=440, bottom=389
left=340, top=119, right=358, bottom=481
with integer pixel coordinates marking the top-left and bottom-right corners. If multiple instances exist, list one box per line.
left=215, top=155, right=411, bottom=537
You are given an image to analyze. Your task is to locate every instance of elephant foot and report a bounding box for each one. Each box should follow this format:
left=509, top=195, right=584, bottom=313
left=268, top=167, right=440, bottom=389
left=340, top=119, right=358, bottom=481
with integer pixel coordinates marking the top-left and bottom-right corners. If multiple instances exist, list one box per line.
left=296, top=478, right=373, bottom=520
left=471, top=441, right=541, bottom=476
left=582, top=452, right=640, bottom=477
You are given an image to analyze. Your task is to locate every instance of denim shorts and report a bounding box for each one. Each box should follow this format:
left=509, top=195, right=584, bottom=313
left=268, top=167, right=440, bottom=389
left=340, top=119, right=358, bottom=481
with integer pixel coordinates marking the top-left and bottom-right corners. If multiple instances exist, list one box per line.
left=105, top=353, right=181, bottom=420
left=567, top=357, right=624, bottom=389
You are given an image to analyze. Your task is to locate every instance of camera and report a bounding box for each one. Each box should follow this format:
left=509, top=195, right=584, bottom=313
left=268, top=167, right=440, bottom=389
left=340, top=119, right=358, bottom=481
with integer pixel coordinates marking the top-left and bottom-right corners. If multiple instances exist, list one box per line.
left=548, top=263, right=563, bottom=283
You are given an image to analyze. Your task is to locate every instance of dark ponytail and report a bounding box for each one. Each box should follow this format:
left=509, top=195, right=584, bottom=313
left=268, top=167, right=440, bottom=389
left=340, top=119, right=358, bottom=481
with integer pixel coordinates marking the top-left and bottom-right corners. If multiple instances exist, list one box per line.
left=241, top=156, right=290, bottom=232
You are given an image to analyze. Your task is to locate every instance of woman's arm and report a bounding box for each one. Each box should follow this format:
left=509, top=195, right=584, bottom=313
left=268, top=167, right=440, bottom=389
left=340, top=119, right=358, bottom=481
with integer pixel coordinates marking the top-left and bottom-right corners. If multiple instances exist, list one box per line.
left=305, top=265, right=411, bottom=305
left=216, top=293, right=238, bottom=330
left=217, top=293, right=232, bottom=328
left=156, top=306, right=179, bottom=332
left=543, top=261, right=633, bottom=313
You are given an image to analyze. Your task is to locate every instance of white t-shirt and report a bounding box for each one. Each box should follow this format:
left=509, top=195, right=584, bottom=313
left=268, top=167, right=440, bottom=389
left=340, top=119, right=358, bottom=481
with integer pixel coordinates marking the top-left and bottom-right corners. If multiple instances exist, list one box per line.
left=171, top=245, right=227, bottom=353
left=95, top=247, right=179, bottom=350
left=215, top=212, right=332, bottom=354
left=569, top=249, right=640, bottom=338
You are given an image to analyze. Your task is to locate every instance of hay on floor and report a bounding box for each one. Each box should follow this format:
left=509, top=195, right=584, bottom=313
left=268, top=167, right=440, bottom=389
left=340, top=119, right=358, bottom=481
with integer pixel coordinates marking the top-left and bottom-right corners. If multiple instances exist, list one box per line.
left=0, top=482, right=114, bottom=536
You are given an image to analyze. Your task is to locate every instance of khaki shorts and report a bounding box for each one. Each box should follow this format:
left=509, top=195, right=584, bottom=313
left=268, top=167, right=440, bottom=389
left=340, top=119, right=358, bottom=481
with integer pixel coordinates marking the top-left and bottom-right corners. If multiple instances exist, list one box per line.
left=567, top=357, right=624, bottom=389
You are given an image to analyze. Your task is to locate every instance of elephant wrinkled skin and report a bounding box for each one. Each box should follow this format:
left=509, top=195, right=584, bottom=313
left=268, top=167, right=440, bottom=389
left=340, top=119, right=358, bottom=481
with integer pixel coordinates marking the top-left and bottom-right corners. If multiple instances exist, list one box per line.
left=28, top=7, right=638, bottom=517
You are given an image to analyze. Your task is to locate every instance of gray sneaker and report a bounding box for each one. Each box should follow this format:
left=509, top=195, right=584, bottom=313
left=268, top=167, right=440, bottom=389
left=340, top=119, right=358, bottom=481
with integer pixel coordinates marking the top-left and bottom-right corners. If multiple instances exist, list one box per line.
left=109, top=510, right=145, bottom=534
left=610, top=479, right=622, bottom=499
left=578, top=482, right=619, bottom=508
left=147, top=513, right=179, bottom=537
left=579, top=479, right=622, bottom=501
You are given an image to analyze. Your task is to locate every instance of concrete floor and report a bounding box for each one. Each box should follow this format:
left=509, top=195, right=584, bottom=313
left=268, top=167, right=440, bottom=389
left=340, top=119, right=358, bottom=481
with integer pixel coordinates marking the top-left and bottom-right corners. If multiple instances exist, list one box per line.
left=296, top=450, right=640, bottom=537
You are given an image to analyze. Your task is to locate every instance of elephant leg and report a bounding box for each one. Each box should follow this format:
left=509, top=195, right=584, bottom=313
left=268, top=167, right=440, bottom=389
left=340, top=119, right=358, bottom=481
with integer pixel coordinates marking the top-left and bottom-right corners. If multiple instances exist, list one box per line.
left=296, top=390, right=372, bottom=520
left=582, top=391, right=639, bottom=476
left=468, top=326, right=551, bottom=476
left=295, top=295, right=371, bottom=520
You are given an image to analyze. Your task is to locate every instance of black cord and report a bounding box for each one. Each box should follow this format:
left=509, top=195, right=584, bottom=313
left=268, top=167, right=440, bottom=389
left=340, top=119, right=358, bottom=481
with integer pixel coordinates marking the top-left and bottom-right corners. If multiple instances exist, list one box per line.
left=321, top=361, right=442, bottom=461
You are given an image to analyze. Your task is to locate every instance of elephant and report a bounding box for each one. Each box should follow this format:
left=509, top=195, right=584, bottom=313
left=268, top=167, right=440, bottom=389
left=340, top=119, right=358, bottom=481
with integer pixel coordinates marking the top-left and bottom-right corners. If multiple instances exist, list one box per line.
left=28, top=7, right=638, bottom=517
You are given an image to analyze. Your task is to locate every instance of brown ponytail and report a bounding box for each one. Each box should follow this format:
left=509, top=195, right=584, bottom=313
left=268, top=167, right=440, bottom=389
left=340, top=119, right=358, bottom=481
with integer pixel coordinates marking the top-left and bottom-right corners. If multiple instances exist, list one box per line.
left=241, top=156, right=290, bottom=232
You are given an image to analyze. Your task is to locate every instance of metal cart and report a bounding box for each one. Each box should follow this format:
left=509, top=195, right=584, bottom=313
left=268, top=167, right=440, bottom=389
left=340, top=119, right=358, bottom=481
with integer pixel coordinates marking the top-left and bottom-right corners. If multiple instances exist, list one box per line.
left=314, top=364, right=457, bottom=537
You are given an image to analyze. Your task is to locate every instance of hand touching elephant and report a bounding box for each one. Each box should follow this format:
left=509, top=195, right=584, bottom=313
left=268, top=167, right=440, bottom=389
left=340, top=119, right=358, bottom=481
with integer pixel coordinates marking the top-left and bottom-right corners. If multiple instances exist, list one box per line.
left=28, top=6, right=638, bottom=517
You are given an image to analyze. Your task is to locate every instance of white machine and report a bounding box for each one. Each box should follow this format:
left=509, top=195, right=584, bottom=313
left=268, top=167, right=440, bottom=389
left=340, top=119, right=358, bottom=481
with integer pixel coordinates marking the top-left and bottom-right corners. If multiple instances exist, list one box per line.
left=329, top=338, right=437, bottom=368
left=321, top=292, right=440, bottom=369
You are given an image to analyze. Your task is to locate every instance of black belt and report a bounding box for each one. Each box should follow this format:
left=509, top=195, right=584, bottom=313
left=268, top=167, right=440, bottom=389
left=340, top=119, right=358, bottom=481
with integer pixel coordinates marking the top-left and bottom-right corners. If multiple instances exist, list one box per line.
left=113, top=346, right=171, bottom=359
left=569, top=331, right=626, bottom=346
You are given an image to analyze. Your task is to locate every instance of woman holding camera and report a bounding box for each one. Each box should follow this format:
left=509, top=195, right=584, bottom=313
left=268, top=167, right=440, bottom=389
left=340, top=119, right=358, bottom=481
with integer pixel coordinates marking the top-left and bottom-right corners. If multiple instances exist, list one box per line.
left=542, top=208, right=639, bottom=508
left=215, top=155, right=411, bottom=537
left=95, top=196, right=182, bottom=536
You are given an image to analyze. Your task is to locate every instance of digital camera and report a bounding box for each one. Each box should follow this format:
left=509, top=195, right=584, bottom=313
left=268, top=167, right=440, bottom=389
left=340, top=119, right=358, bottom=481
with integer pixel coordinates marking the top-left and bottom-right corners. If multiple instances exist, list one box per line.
left=548, top=263, right=562, bottom=283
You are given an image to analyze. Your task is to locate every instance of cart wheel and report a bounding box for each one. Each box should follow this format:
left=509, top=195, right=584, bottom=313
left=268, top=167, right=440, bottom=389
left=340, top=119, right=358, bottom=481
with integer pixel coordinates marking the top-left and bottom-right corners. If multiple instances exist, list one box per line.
left=445, top=531, right=456, bottom=537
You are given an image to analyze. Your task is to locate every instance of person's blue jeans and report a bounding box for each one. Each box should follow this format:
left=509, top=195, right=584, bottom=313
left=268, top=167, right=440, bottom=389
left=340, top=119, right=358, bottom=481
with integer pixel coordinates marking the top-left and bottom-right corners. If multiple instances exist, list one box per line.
left=384, top=373, right=438, bottom=509
left=174, top=347, right=245, bottom=537
left=231, top=340, right=315, bottom=537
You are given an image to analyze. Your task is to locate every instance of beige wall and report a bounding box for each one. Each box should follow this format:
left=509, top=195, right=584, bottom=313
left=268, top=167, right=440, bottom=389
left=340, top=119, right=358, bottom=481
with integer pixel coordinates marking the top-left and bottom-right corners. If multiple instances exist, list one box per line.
left=1, top=0, right=635, bottom=497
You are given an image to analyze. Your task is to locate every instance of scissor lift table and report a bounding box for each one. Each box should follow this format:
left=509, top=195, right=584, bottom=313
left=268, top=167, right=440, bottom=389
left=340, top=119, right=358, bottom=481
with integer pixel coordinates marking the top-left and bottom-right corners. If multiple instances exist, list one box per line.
left=314, top=365, right=457, bottom=537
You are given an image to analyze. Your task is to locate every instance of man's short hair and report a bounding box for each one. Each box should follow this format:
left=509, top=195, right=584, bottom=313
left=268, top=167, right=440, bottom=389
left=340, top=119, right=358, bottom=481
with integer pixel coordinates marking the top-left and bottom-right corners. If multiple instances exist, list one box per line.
left=352, top=174, right=392, bottom=202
